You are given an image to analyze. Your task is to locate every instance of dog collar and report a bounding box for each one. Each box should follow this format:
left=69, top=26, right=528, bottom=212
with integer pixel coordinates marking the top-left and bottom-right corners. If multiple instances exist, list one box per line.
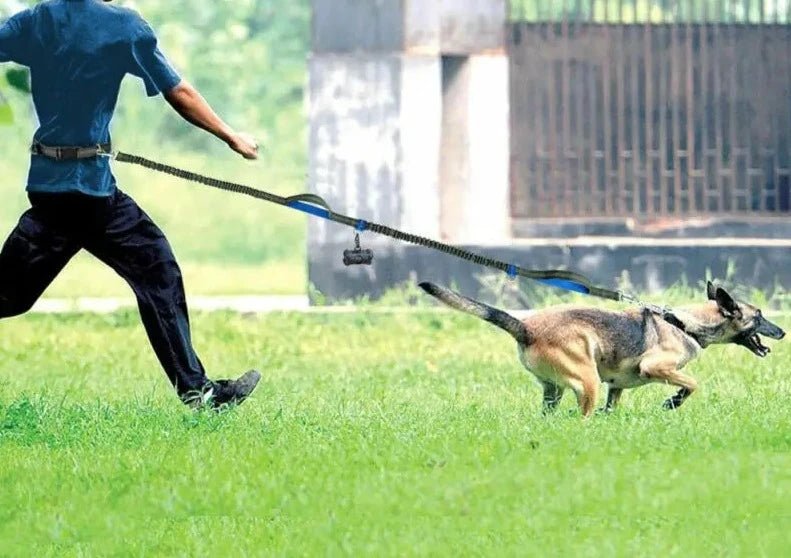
left=661, top=312, right=704, bottom=347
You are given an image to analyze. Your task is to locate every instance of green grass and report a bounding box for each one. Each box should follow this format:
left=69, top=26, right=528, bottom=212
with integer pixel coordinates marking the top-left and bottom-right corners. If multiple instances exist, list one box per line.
left=1, top=310, right=789, bottom=556
left=38, top=253, right=305, bottom=298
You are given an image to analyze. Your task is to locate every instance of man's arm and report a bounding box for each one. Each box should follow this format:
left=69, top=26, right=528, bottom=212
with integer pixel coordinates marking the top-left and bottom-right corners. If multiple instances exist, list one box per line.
left=0, top=10, right=33, bottom=65
left=127, top=17, right=258, bottom=160
left=164, top=81, right=259, bottom=160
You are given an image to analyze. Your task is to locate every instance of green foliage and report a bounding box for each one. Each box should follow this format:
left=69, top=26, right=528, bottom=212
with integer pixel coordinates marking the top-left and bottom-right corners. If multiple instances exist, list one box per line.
left=511, top=0, right=791, bottom=22
left=1, top=310, right=790, bottom=554
left=115, top=0, right=310, bottom=163
left=0, top=0, right=311, bottom=286
left=0, top=93, right=11, bottom=124
left=0, top=0, right=310, bottom=161
left=5, top=67, right=29, bottom=93
left=0, top=68, right=30, bottom=124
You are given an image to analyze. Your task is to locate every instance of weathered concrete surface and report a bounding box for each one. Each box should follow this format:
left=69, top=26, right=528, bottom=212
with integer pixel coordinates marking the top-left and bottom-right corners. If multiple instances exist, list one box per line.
left=512, top=218, right=791, bottom=240
left=309, top=240, right=791, bottom=304
left=404, top=0, right=442, bottom=53
left=308, top=54, right=442, bottom=249
left=440, top=54, right=510, bottom=242
left=440, top=0, right=507, bottom=54
left=312, top=0, right=506, bottom=54
left=439, top=55, right=471, bottom=240
left=312, top=0, right=406, bottom=53
left=462, top=55, right=509, bottom=241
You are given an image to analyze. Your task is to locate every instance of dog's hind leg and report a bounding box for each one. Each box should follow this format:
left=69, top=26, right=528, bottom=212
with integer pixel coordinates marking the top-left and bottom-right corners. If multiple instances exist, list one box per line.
left=572, top=373, right=600, bottom=418
left=541, top=382, right=565, bottom=414
left=536, top=346, right=599, bottom=418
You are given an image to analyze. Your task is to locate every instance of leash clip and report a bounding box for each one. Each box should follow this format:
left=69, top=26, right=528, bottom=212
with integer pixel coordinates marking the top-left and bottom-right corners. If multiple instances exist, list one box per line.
left=619, top=291, right=642, bottom=305
left=96, top=144, right=117, bottom=159
left=620, top=291, right=672, bottom=316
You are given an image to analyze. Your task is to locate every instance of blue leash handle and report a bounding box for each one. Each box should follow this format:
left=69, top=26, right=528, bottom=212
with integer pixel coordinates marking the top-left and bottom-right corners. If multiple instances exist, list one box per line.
left=286, top=200, right=332, bottom=220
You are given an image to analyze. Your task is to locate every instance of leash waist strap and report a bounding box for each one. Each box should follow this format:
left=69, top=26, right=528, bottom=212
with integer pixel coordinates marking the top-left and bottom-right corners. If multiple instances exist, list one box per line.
left=31, top=142, right=113, bottom=161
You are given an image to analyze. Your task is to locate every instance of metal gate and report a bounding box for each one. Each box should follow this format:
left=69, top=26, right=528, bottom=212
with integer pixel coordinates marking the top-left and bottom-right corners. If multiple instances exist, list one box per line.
left=508, top=1, right=791, bottom=221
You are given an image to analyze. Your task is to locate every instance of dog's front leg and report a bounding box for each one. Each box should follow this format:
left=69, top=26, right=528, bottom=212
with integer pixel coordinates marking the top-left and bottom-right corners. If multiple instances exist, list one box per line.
left=657, top=371, right=698, bottom=410
left=602, top=387, right=624, bottom=412
left=639, top=353, right=698, bottom=410
left=663, top=386, right=695, bottom=410
left=641, top=365, right=697, bottom=410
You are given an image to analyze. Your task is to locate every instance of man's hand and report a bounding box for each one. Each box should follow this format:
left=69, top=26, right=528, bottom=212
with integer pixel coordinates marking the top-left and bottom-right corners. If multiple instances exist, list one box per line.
left=227, top=132, right=259, bottom=160
left=164, top=81, right=260, bottom=160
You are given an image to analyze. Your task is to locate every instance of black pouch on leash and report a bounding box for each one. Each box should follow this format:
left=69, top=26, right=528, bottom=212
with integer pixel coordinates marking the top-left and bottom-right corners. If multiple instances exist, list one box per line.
left=343, top=233, right=374, bottom=266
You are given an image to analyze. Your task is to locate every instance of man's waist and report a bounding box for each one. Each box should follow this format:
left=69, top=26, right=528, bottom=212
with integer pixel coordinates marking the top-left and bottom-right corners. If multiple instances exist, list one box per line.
left=31, top=141, right=114, bottom=161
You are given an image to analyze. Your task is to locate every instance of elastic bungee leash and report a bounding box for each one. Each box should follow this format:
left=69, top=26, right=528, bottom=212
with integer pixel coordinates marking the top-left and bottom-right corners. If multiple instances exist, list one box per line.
left=109, top=150, right=655, bottom=307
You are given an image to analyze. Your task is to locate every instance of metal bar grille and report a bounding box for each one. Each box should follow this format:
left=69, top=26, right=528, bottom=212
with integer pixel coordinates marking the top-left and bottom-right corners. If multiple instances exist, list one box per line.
left=508, top=1, right=791, bottom=221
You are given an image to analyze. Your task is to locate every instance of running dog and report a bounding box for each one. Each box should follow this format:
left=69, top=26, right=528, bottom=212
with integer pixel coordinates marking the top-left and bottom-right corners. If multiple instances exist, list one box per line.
left=419, top=281, right=785, bottom=417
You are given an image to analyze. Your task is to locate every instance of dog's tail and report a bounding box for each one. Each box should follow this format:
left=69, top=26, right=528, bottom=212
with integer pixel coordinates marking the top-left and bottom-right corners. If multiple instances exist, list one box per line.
left=419, top=282, right=532, bottom=345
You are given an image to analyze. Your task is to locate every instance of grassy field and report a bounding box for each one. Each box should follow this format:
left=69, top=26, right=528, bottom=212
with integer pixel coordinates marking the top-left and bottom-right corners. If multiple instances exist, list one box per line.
left=1, top=309, right=789, bottom=556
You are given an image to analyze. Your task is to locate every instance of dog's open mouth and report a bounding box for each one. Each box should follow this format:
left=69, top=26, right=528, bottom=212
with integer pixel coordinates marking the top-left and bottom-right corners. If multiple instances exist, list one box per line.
left=735, top=332, right=771, bottom=357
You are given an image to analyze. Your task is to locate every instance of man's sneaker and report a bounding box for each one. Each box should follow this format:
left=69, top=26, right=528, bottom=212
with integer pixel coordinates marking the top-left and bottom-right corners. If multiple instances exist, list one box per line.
left=182, top=370, right=261, bottom=410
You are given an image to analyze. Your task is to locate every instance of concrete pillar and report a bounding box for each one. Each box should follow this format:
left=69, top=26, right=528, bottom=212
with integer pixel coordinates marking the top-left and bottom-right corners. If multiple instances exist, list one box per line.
left=308, top=54, right=442, bottom=250
left=308, top=0, right=510, bottom=300
left=461, top=54, right=510, bottom=243
left=440, top=54, right=510, bottom=243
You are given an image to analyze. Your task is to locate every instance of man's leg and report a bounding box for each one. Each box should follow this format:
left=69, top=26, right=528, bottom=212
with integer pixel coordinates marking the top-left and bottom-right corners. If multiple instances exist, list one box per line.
left=84, top=191, right=259, bottom=406
left=0, top=206, right=80, bottom=318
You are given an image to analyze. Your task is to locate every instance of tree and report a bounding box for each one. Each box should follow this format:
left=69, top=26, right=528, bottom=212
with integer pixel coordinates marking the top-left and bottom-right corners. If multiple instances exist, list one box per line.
left=0, top=0, right=311, bottom=164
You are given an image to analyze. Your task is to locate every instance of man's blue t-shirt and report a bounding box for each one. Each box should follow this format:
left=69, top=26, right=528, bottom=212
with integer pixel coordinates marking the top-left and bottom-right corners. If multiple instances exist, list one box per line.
left=0, top=0, right=181, bottom=197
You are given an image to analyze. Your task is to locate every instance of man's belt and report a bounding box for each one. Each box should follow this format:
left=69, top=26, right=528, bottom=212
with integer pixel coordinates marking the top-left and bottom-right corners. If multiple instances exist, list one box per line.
left=31, top=142, right=113, bottom=161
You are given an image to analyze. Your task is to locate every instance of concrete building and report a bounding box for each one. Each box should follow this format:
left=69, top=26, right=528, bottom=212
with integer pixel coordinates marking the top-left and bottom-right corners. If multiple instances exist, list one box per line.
left=307, top=0, right=791, bottom=303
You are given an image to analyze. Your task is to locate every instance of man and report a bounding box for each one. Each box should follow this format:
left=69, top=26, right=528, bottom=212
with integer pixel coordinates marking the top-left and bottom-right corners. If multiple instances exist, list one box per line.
left=0, top=0, right=261, bottom=409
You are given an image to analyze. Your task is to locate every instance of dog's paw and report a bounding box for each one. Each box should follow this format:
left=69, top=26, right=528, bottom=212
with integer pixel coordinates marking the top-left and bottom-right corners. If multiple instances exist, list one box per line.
left=662, top=398, right=680, bottom=411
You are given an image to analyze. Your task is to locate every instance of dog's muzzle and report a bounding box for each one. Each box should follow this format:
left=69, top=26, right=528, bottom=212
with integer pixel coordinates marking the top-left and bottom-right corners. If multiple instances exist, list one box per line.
left=734, top=331, right=772, bottom=358
left=734, top=317, right=785, bottom=358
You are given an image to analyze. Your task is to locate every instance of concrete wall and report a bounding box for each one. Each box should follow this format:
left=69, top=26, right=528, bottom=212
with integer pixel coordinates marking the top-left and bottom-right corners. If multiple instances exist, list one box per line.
left=312, top=0, right=506, bottom=54
left=309, top=240, right=791, bottom=304
left=456, top=54, right=510, bottom=242
left=312, top=0, right=407, bottom=53
left=440, top=0, right=507, bottom=54
left=439, top=55, right=510, bottom=243
left=308, top=54, right=442, bottom=249
left=309, top=0, right=510, bottom=299
left=307, top=0, right=791, bottom=302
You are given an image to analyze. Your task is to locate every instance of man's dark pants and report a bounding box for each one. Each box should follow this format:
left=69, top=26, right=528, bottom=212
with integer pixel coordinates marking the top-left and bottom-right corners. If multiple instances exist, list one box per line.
left=0, top=189, right=210, bottom=398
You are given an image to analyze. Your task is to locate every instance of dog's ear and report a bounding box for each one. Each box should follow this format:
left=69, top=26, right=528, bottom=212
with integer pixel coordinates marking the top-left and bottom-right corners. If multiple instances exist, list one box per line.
left=707, top=281, right=717, bottom=301
left=714, top=287, right=743, bottom=319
